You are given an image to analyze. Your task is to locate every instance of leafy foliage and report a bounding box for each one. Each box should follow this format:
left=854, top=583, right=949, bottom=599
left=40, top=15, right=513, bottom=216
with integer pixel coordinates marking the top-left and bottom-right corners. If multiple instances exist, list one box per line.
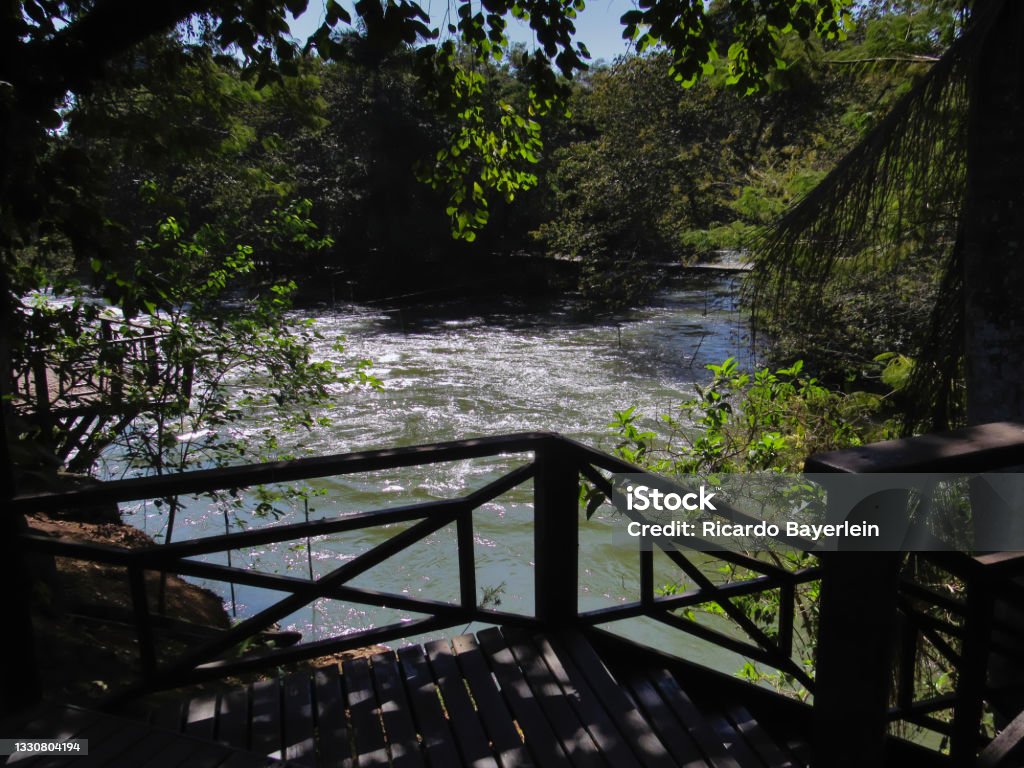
left=603, top=356, right=891, bottom=696
left=17, top=195, right=379, bottom=481
left=610, top=357, right=889, bottom=475
left=1, top=0, right=858, bottom=263
left=749, top=0, right=973, bottom=428
left=418, top=46, right=544, bottom=240
left=621, top=0, right=851, bottom=93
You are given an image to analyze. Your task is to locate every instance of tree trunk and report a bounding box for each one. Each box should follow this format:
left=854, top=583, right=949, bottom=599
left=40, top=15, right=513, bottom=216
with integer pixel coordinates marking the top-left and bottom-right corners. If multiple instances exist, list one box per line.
left=0, top=270, right=41, bottom=716
left=963, top=0, right=1024, bottom=426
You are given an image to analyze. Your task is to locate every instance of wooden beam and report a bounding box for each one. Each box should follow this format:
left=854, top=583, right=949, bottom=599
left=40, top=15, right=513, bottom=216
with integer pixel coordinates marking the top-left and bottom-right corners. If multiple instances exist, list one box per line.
left=805, top=421, right=1024, bottom=474
left=12, top=431, right=551, bottom=514
left=533, top=438, right=579, bottom=627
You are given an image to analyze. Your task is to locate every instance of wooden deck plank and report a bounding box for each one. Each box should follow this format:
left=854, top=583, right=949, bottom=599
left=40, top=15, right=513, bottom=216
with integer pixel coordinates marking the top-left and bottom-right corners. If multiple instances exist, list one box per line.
left=151, top=699, right=185, bottom=733
left=476, top=627, right=572, bottom=768
left=86, top=728, right=179, bottom=768
left=184, top=693, right=219, bottom=742
left=216, top=686, right=251, bottom=750
left=424, top=638, right=500, bottom=768
left=524, top=632, right=646, bottom=768
left=623, top=672, right=706, bottom=768
left=707, top=714, right=766, bottom=768
left=5, top=705, right=284, bottom=768
left=726, top=706, right=798, bottom=768
left=33, top=711, right=129, bottom=768
left=250, top=678, right=283, bottom=760
left=449, top=634, right=535, bottom=768
left=784, top=739, right=810, bottom=767
left=396, top=645, right=463, bottom=768
left=370, top=651, right=426, bottom=768
left=12, top=705, right=101, bottom=739
left=551, top=632, right=676, bottom=768
left=281, top=672, right=317, bottom=767
left=44, top=717, right=150, bottom=768
left=6, top=707, right=106, bottom=768
left=342, top=656, right=389, bottom=768
left=313, top=665, right=352, bottom=768
left=497, top=630, right=605, bottom=768
left=16, top=629, right=813, bottom=768
left=649, top=669, right=743, bottom=768
left=218, top=752, right=278, bottom=768
left=135, top=732, right=232, bottom=768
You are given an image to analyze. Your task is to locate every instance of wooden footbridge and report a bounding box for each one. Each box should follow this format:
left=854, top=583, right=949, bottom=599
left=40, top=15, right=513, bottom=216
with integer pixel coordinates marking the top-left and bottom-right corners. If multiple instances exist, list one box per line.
left=8, top=428, right=1024, bottom=767
left=10, top=308, right=191, bottom=472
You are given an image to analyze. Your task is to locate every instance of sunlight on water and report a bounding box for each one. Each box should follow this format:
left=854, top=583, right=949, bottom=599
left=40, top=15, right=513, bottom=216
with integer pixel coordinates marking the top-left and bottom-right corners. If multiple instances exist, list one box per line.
left=120, top=272, right=757, bottom=671
left=302, top=273, right=751, bottom=453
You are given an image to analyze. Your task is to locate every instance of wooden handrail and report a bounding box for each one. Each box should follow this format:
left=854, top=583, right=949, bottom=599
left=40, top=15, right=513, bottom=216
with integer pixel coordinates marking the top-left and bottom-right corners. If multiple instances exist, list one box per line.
left=806, top=421, right=1024, bottom=473
left=17, top=419, right=1024, bottom=763
left=16, top=433, right=556, bottom=703
left=12, top=431, right=554, bottom=513
left=17, top=431, right=819, bottom=706
left=806, top=421, right=1024, bottom=767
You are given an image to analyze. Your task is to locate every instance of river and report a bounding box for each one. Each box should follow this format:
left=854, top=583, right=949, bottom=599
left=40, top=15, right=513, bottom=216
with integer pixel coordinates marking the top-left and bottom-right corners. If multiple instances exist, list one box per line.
left=124, top=270, right=761, bottom=672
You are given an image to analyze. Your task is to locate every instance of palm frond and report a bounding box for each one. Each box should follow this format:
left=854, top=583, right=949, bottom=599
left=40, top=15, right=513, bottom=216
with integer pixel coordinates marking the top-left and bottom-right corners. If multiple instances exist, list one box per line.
left=748, top=1, right=1004, bottom=431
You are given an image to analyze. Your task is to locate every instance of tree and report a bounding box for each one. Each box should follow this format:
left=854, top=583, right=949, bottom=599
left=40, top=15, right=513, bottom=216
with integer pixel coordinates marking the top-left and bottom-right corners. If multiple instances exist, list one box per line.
left=533, top=38, right=869, bottom=307
left=1, top=0, right=851, bottom=258
left=749, top=2, right=1024, bottom=762
left=749, top=0, right=1014, bottom=434
left=1, top=0, right=853, bottom=484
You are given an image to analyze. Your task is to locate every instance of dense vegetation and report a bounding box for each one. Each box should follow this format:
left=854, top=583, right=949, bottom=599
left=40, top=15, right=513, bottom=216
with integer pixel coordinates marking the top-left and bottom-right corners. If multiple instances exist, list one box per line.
left=4, top=2, right=967, bottom=484
left=18, top=2, right=957, bottom=340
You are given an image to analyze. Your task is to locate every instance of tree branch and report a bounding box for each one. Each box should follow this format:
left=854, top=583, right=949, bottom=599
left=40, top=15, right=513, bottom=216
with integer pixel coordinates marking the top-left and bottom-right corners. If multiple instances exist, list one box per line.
left=824, top=54, right=942, bottom=65
left=14, top=0, right=216, bottom=108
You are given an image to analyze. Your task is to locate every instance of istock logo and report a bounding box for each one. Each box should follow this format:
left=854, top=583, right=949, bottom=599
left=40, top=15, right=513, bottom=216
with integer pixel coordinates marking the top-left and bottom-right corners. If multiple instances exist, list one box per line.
left=624, top=484, right=717, bottom=512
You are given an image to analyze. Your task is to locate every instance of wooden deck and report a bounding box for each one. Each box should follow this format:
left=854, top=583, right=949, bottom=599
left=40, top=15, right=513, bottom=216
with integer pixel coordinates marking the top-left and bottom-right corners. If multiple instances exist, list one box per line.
left=122, top=627, right=805, bottom=768
left=20, top=427, right=1021, bottom=765
left=7, top=705, right=296, bottom=767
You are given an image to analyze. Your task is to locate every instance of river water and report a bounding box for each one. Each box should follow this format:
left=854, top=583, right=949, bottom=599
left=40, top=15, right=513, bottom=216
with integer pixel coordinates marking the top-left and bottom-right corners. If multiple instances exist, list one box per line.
left=125, top=270, right=760, bottom=671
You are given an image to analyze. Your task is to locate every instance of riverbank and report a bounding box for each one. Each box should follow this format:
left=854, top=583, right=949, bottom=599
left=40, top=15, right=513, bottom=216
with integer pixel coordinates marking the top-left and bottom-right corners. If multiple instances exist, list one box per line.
left=24, top=510, right=387, bottom=712
left=26, top=511, right=231, bottom=707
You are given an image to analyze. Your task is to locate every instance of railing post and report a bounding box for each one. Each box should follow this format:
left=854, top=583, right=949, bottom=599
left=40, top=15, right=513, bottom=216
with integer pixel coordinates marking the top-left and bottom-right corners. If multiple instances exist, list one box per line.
left=457, top=510, right=477, bottom=616
left=813, top=549, right=901, bottom=767
left=0, top=509, right=41, bottom=716
left=811, top=482, right=905, bottom=768
left=31, top=350, right=50, bottom=428
left=534, top=437, right=579, bottom=627
left=129, top=564, right=157, bottom=681
left=1, top=289, right=41, bottom=716
left=952, top=573, right=994, bottom=766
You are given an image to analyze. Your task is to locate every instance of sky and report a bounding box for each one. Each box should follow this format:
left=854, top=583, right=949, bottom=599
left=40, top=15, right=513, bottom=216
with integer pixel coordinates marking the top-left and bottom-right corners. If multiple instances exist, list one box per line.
left=287, top=0, right=639, bottom=65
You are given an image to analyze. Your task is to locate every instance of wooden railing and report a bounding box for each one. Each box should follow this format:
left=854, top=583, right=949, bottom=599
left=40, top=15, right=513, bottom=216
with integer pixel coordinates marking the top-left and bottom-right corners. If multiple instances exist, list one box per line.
left=11, top=310, right=192, bottom=470
left=14, top=425, right=1024, bottom=766
left=569, top=441, right=820, bottom=692
left=808, top=421, right=1024, bottom=768
left=12, top=432, right=816, bottom=706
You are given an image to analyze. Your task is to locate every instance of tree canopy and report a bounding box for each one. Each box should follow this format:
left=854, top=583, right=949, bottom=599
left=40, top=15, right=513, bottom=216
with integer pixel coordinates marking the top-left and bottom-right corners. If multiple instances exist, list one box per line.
left=4, top=0, right=1003, bottom=452
left=2, top=0, right=850, bottom=259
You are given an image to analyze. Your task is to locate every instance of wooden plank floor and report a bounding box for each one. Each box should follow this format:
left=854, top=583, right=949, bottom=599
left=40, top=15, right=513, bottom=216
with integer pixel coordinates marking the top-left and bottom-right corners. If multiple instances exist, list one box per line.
left=5, top=704, right=297, bottom=767
left=121, top=628, right=807, bottom=768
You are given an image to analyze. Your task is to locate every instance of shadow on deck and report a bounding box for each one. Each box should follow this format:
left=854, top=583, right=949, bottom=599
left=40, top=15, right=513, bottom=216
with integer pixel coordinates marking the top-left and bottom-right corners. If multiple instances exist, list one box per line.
left=17, top=627, right=811, bottom=768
